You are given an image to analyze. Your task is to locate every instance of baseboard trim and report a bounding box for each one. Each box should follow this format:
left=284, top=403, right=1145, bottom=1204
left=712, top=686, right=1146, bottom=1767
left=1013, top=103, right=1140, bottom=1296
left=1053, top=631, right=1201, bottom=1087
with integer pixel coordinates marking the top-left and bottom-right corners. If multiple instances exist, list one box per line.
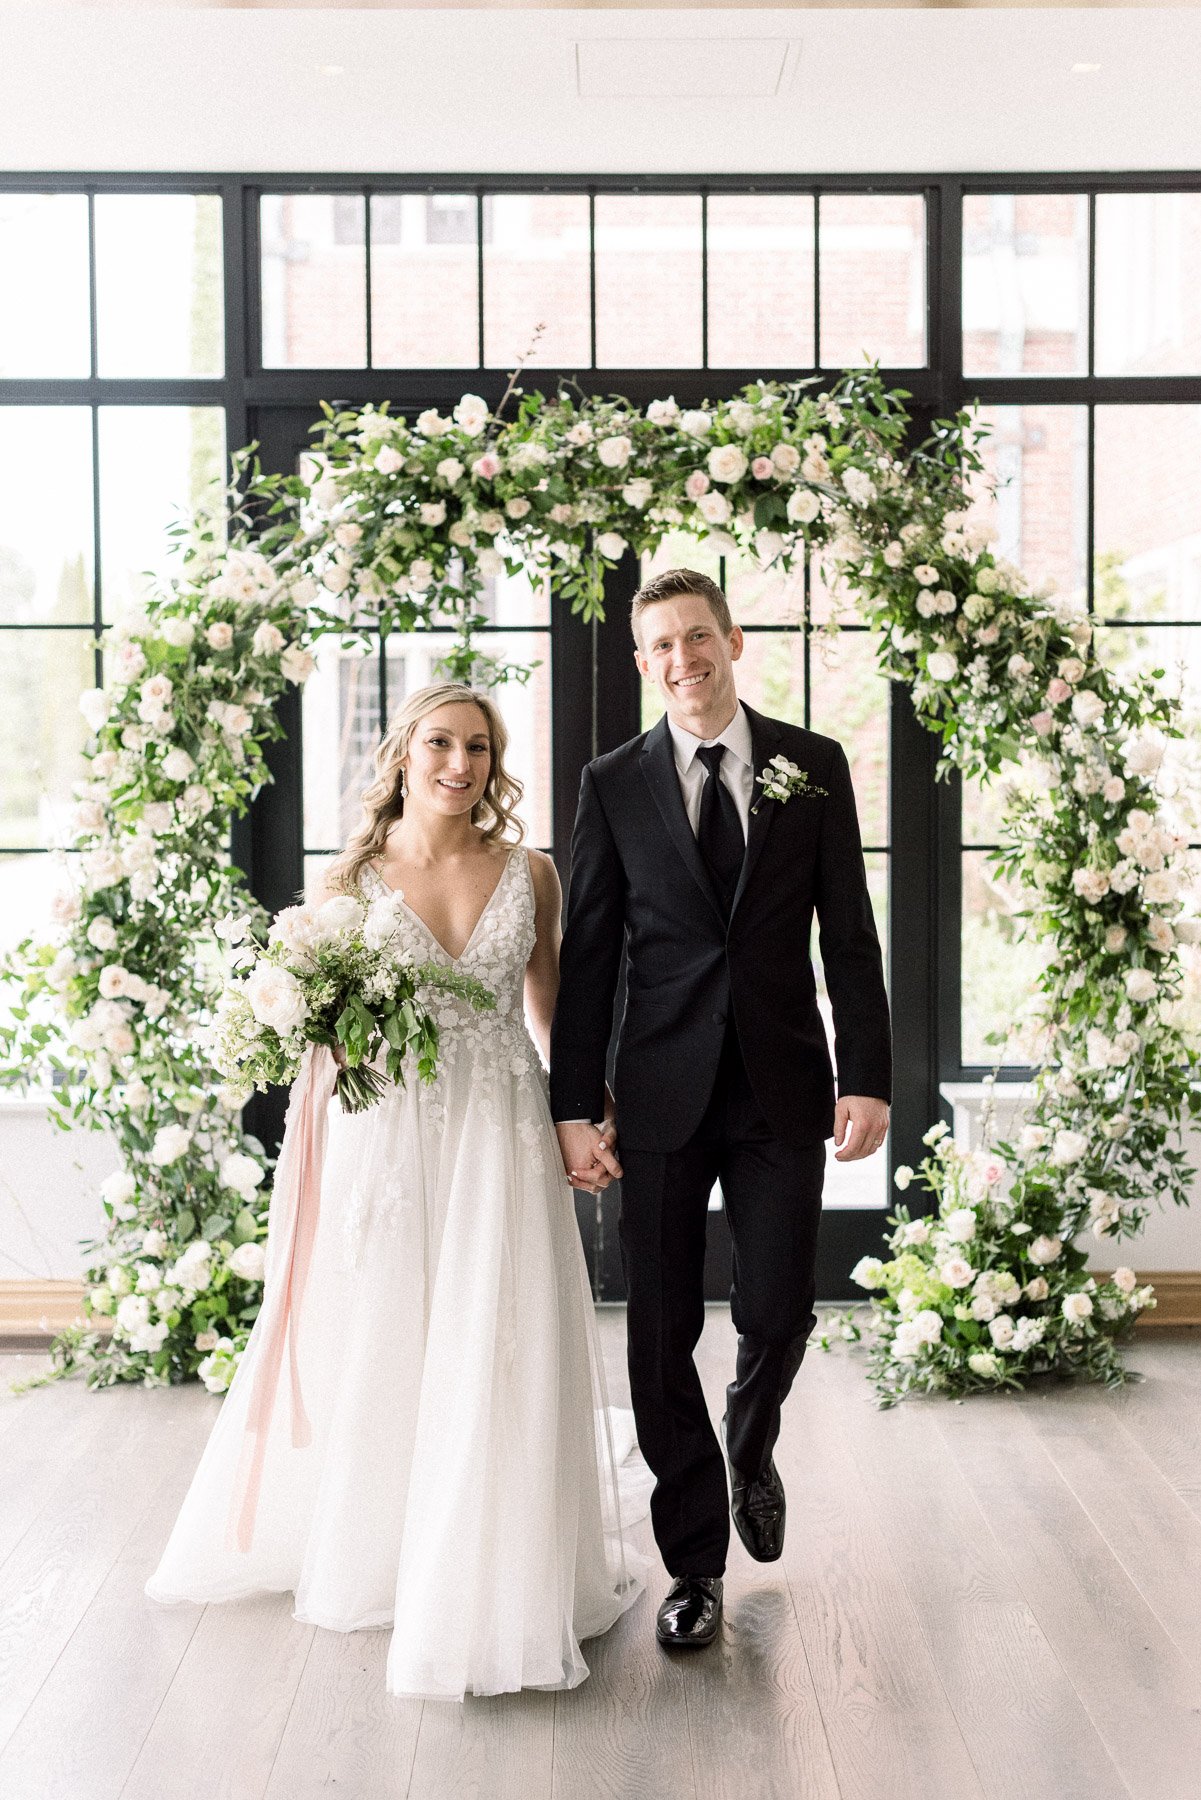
left=2, top=1271, right=1199, bottom=1349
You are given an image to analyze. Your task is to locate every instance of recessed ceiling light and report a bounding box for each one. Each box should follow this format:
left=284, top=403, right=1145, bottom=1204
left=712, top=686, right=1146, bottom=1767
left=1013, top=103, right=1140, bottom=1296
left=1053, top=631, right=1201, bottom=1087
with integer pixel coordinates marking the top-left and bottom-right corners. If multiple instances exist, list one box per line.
left=1071, top=62, right=1102, bottom=73
left=317, top=64, right=346, bottom=78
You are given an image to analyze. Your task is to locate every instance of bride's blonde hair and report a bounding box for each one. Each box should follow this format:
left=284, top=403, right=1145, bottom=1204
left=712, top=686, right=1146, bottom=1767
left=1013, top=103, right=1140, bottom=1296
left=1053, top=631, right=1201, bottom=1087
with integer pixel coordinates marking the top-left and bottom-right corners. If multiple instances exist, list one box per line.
left=324, top=681, right=525, bottom=897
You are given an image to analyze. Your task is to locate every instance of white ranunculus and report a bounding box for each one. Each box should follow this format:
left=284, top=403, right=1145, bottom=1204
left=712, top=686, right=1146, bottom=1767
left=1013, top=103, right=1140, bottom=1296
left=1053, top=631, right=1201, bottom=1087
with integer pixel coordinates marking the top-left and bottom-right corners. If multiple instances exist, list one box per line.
left=219, top=1152, right=265, bottom=1198
left=850, top=1255, right=885, bottom=1289
left=227, top=1240, right=266, bottom=1282
left=679, top=409, right=712, bottom=438
left=1028, top=1234, right=1063, bottom=1265
left=245, top=963, right=308, bottom=1035
left=596, top=532, right=628, bottom=561
left=707, top=443, right=748, bottom=485
left=280, top=645, right=316, bottom=685
left=1062, top=1292, right=1094, bottom=1326
left=98, top=964, right=131, bottom=999
left=150, top=1124, right=192, bottom=1167
left=786, top=488, right=820, bottom=525
left=926, top=651, right=959, bottom=683
left=942, top=1207, right=977, bottom=1243
left=597, top=434, right=632, bottom=468
left=913, top=564, right=940, bottom=587
left=253, top=621, right=285, bottom=657
left=453, top=393, right=490, bottom=437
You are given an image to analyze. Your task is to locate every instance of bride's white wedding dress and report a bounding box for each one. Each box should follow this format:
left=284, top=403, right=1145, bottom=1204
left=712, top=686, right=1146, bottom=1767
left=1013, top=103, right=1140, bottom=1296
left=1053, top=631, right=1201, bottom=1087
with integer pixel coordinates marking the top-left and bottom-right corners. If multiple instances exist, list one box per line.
left=145, top=846, right=648, bottom=1700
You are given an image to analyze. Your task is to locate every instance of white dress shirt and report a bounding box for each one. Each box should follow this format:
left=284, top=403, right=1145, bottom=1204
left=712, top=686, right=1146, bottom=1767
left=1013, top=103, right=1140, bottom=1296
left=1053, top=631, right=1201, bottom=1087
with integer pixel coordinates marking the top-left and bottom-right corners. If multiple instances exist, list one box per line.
left=666, top=701, right=753, bottom=842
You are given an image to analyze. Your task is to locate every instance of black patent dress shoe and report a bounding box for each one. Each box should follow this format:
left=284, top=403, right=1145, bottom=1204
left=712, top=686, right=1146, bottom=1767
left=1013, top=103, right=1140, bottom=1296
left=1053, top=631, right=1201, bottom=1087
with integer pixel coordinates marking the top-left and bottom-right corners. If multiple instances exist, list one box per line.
left=655, top=1575, right=724, bottom=1647
left=722, top=1414, right=786, bottom=1563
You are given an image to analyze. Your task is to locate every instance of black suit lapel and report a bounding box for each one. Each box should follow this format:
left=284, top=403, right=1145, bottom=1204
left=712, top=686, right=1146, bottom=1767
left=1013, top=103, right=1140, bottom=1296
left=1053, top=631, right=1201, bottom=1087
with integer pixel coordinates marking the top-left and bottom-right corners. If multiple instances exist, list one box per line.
left=729, top=704, right=784, bottom=920
left=639, top=714, right=725, bottom=923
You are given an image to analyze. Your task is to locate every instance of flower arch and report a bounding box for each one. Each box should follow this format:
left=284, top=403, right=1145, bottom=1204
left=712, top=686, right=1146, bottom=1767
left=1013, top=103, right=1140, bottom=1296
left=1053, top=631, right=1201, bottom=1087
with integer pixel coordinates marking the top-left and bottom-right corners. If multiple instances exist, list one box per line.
left=4, top=369, right=1198, bottom=1405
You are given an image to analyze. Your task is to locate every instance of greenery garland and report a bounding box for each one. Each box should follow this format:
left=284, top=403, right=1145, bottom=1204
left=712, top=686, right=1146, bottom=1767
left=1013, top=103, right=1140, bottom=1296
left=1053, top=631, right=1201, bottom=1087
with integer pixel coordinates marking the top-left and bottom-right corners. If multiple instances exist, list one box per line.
left=2, top=368, right=1197, bottom=1404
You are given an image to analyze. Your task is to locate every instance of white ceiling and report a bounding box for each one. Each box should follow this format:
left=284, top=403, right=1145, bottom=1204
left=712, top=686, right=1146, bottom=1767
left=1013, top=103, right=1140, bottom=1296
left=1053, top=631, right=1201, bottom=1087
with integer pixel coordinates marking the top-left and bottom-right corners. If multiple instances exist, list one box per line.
left=0, top=7, right=1197, bottom=175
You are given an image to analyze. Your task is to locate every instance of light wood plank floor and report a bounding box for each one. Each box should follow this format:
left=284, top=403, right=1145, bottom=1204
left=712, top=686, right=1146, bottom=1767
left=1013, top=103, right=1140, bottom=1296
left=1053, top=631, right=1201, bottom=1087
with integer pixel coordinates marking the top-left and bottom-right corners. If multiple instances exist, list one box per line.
left=1, top=1314, right=1200, bottom=1800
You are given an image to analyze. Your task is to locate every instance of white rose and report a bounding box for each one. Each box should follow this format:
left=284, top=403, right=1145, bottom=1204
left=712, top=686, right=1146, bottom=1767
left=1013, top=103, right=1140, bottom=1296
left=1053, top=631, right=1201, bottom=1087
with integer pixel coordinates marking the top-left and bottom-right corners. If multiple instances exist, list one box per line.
left=101, top=1169, right=137, bottom=1209
left=696, top=491, right=732, bottom=525
left=597, top=435, right=632, bottom=468
left=1070, top=689, right=1105, bottom=728
left=280, top=645, right=316, bottom=685
left=771, top=442, right=800, bottom=476
left=899, top=1219, right=930, bottom=1247
left=87, top=915, right=119, bottom=951
left=115, top=1293, right=151, bottom=1336
left=968, top=1350, right=1001, bottom=1378
left=504, top=497, right=531, bottom=520
left=1124, top=968, right=1157, bottom=1003
left=416, top=409, right=450, bottom=438
left=850, top=1256, right=885, bottom=1289
left=755, top=530, right=785, bottom=564
left=1024, top=1275, right=1050, bottom=1301
left=205, top=622, right=234, bottom=652
left=786, top=488, right=821, bottom=525
left=313, top=894, right=365, bottom=943
left=891, top=1321, right=923, bottom=1362
left=79, top=687, right=112, bottom=732
left=160, top=616, right=196, bottom=650
left=227, top=1240, right=266, bottom=1282
left=706, top=443, right=749, bottom=485
left=912, top=1309, right=944, bottom=1346
left=1028, top=1234, right=1063, bottom=1265
left=245, top=963, right=308, bottom=1035
left=988, top=1313, right=1016, bottom=1349
left=419, top=500, right=447, bottom=527
left=926, top=651, right=959, bottom=682
left=938, top=1256, right=975, bottom=1289
left=219, top=1152, right=265, bottom=1199
left=596, top=532, right=628, bottom=561
left=322, top=564, right=351, bottom=595
left=942, top=1207, right=977, bottom=1243
left=453, top=393, right=490, bottom=437
left=842, top=466, right=877, bottom=506
left=646, top=398, right=680, bottom=425
left=436, top=457, right=465, bottom=485
left=150, top=1124, right=192, bottom=1167
left=98, top=964, right=131, bottom=999
left=1062, top=1292, right=1094, bottom=1325
left=253, top=622, right=285, bottom=657
left=161, top=746, right=196, bottom=782
left=1051, top=1128, right=1088, bottom=1166
left=621, top=478, right=655, bottom=509
left=914, top=564, right=940, bottom=587
left=1111, top=1266, right=1137, bottom=1295
left=373, top=445, right=403, bottom=475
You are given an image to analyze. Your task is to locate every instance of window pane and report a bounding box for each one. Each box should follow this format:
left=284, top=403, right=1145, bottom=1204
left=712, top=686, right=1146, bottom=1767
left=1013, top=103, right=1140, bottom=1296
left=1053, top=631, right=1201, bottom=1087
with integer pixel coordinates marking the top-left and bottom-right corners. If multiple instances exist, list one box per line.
left=480, top=541, right=551, bottom=627
left=1094, top=621, right=1201, bottom=803
left=260, top=195, right=366, bottom=368
left=302, top=636, right=382, bottom=850
left=706, top=194, right=815, bottom=368
left=483, top=193, right=590, bottom=369
left=961, top=851, right=1054, bottom=1066
left=98, top=407, right=226, bottom=620
left=0, top=194, right=90, bottom=378
left=1096, top=192, right=1201, bottom=376
left=0, top=407, right=94, bottom=625
left=819, top=852, right=890, bottom=1209
left=963, top=405, right=1088, bottom=607
left=811, top=548, right=867, bottom=628
left=1094, top=405, right=1201, bottom=621
left=594, top=195, right=702, bottom=368
left=0, top=631, right=95, bottom=848
left=95, top=194, right=223, bottom=378
left=725, top=551, right=806, bottom=625
left=962, top=193, right=1088, bottom=377
left=819, top=193, right=925, bottom=367
left=371, top=193, right=479, bottom=368
left=810, top=631, right=888, bottom=848
left=385, top=633, right=552, bottom=848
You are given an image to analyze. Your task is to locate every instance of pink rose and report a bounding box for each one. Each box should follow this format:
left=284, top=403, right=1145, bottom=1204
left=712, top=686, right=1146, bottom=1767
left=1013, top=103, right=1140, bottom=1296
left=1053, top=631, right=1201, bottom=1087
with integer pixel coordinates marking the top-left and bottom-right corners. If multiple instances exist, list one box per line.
left=471, top=452, right=501, bottom=480
left=751, top=457, right=774, bottom=480
left=684, top=470, right=710, bottom=499
left=1046, top=678, right=1070, bottom=705
left=1031, top=710, right=1055, bottom=737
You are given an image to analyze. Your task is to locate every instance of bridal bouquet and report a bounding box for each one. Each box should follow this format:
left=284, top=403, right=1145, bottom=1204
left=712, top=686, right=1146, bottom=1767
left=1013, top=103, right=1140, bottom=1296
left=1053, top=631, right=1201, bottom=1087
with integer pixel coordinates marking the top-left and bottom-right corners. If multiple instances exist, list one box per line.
left=208, top=890, right=495, bottom=1113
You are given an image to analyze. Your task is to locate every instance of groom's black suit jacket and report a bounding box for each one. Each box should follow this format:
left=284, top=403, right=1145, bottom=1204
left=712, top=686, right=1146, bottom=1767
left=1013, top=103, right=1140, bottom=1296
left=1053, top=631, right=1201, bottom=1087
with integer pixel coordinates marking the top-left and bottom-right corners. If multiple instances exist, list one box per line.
left=549, top=702, right=892, bottom=1155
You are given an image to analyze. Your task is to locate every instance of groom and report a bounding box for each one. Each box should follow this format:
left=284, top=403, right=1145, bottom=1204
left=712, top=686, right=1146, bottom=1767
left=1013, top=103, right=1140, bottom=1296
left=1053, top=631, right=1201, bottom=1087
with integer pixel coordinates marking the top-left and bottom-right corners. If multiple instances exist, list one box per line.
left=550, top=567, right=891, bottom=1649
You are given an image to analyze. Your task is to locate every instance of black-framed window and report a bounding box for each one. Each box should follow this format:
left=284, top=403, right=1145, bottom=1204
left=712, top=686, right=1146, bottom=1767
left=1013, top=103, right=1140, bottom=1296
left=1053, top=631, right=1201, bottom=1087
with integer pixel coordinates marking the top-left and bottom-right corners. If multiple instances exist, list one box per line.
left=3, top=171, right=1199, bottom=1300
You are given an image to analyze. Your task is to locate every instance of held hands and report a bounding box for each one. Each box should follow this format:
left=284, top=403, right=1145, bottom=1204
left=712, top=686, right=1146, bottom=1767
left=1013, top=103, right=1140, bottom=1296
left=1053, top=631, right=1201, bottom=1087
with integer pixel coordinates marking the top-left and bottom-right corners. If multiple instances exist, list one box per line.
left=556, top=1094, right=622, bottom=1196
left=832, top=1094, right=890, bottom=1162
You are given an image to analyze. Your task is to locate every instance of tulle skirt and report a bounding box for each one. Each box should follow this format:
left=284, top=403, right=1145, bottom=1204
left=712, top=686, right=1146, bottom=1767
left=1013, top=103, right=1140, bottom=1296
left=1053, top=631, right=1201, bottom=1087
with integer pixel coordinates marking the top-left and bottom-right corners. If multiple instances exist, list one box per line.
left=145, top=1045, right=648, bottom=1700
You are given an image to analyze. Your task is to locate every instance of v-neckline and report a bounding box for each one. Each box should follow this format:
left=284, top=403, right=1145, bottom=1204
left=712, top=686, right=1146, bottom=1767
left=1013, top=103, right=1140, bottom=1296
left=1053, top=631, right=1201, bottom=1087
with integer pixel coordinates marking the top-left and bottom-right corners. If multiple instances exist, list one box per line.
left=370, top=847, right=516, bottom=965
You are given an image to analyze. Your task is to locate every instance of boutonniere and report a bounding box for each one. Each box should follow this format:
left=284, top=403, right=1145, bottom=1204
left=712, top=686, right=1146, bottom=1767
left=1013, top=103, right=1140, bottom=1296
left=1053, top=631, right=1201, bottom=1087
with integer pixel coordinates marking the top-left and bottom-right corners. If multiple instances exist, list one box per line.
left=752, top=754, right=829, bottom=814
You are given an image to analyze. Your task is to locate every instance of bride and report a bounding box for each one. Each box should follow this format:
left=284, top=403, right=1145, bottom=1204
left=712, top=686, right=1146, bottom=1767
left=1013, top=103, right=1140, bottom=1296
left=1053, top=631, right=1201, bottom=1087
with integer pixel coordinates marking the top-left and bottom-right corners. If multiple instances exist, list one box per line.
left=145, top=680, right=646, bottom=1699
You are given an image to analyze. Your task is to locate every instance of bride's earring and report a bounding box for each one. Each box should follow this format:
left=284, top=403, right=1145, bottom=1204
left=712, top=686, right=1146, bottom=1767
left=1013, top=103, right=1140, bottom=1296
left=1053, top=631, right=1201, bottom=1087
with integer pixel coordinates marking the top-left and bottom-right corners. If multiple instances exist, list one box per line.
left=399, top=765, right=408, bottom=800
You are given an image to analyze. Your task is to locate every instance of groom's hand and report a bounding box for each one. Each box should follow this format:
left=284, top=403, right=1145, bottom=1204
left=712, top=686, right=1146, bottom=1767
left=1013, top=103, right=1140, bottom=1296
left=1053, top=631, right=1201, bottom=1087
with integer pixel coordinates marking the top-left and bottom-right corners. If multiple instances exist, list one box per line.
left=833, top=1095, right=890, bottom=1161
left=556, top=1121, right=622, bottom=1194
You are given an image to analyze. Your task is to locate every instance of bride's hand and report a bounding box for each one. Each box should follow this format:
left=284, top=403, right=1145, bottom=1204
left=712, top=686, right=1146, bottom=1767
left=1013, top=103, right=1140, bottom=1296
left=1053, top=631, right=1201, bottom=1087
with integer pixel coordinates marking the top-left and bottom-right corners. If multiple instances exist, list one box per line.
left=331, top=1042, right=348, bottom=1070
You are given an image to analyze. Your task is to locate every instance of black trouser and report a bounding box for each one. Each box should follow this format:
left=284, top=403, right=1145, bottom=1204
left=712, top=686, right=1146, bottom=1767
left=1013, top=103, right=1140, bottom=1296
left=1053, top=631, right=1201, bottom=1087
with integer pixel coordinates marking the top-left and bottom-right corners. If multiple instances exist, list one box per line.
left=618, top=1023, right=826, bottom=1578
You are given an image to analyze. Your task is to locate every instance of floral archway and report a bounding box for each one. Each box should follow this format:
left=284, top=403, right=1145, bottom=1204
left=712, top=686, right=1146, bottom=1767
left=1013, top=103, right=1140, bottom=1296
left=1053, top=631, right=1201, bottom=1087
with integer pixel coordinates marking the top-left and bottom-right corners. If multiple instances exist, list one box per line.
left=3, top=368, right=1197, bottom=1406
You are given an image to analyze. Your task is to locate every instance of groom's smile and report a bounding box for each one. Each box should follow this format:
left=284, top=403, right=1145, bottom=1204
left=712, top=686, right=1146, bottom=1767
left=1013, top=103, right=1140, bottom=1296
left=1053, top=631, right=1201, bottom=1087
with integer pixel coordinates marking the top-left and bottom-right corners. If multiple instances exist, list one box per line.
left=634, top=590, right=744, bottom=739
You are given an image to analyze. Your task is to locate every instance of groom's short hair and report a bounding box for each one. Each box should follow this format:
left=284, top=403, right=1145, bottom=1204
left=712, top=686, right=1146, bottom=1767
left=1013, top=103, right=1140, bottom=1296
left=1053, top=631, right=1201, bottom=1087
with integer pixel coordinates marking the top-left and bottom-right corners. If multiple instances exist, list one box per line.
left=630, top=568, right=734, bottom=646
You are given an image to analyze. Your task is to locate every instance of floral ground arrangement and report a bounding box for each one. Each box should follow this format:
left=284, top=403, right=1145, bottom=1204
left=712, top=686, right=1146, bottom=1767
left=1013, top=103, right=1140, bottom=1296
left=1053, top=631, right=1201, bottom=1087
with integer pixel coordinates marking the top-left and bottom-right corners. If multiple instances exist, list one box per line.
left=2, top=366, right=1198, bottom=1404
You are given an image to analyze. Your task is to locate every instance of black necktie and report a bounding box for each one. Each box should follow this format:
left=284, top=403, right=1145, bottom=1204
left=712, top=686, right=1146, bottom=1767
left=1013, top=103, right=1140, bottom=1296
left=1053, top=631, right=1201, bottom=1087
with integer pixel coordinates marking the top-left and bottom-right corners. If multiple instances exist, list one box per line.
left=696, top=743, right=745, bottom=914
